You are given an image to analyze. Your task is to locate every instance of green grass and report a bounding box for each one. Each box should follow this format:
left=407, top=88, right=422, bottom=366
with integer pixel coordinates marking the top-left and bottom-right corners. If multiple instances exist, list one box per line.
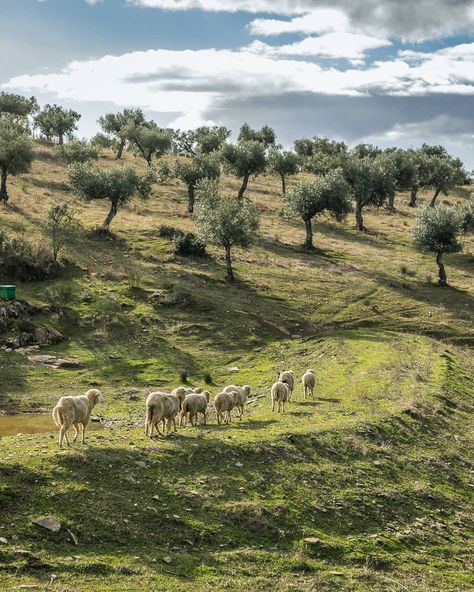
left=0, top=142, right=473, bottom=591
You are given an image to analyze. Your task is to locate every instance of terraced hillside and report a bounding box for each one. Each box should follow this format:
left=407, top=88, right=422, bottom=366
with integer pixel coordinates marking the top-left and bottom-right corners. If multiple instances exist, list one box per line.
left=0, top=142, right=473, bottom=591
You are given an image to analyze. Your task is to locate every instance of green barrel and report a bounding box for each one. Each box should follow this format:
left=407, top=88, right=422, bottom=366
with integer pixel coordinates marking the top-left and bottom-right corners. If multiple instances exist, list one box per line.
left=0, top=285, right=16, bottom=300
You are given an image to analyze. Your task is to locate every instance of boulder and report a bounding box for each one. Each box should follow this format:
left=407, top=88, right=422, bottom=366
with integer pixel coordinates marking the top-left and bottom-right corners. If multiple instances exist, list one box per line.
left=27, top=355, right=84, bottom=369
left=6, top=325, right=63, bottom=349
left=32, top=516, right=61, bottom=533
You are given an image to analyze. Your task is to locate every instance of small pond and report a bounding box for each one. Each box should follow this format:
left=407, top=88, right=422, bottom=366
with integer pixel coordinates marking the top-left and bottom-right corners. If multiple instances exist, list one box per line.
left=0, top=414, right=104, bottom=437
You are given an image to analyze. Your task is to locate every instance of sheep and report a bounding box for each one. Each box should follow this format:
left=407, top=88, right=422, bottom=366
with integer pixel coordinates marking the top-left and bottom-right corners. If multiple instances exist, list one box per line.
left=271, top=381, right=289, bottom=413
left=302, top=369, right=316, bottom=398
left=171, top=387, right=188, bottom=409
left=214, top=391, right=238, bottom=424
left=52, top=389, right=103, bottom=448
left=223, top=385, right=251, bottom=419
left=278, top=371, right=295, bottom=400
left=145, top=391, right=166, bottom=437
left=180, top=391, right=210, bottom=427
left=160, top=393, right=182, bottom=436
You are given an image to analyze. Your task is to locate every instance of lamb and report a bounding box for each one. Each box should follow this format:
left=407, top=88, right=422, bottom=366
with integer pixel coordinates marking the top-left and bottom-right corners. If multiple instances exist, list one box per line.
left=278, top=371, right=295, bottom=400
left=180, top=391, right=210, bottom=427
left=145, top=391, right=166, bottom=437
left=171, top=387, right=188, bottom=408
left=223, top=385, right=251, bottom=419
left=302, top=369, right=316, bottom=398
left=271, top=381, right=289, bottom=413
left=214, top=391, right=238, bottom=424
left=160, top=393, right=182, bottom=436
left=52, top=389, right=103, bottom=448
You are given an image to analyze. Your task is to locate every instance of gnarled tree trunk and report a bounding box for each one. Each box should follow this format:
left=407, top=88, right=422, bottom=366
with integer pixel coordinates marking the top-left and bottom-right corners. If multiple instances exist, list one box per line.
left=225, top=245, right=234, bottom=281
left=102, top=199, right=118, bottom=233
left=303, top=217, right=314, bottom=249
left=237, top=173, right=250, bottom=201
left=355, top=201, right=366, bottom=231
left=116, top=140, right=125, bottom=160
left=430, top=188, right=441, bottom=207
left=409, top=188, right=418, bottom=207
left=436, top=251, right=447, bottom=286
left=280, top=174, right=286, bottom=196
left=0, top=170, right=8, bottom=202
left=387, top=193, right=396, bottom=212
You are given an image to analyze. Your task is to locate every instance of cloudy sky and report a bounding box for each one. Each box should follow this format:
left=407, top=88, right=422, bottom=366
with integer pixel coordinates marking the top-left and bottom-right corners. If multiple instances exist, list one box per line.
left=2, top=0, right=474, bottom=166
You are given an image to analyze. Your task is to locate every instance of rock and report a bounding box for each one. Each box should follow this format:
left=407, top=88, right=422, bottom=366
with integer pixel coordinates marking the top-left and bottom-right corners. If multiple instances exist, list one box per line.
left=32, top=516, right=61, bottom=533
left=7, top=325, right=63, bottom=349
left=0, top=537, right=7, bottom=544
left=27, top=355, right=84, bottom=369
left=303, top=537, right=321, bottom=545
left=228, top=367, right=239, bottom=372
left=235, top=462, right=244, bottom=468
left=0, top=299, right=40, bottom=335
left=163, top=556, right=172, bottom=564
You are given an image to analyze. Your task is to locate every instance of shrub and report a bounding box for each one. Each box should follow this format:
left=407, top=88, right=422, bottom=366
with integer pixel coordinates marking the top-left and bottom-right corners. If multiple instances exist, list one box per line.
left=158, top=225, right=179, bottom=240
left=0, top=231, right=58, bottom=281
left=42, top=284, right=76, bottom=313
left=174, top=231, right=206, bottom=256
left=180, top=369, right=190, bottom=384
left=204, top=372, right=213, bottom=385
left=42, top=203, right=81, bottom=262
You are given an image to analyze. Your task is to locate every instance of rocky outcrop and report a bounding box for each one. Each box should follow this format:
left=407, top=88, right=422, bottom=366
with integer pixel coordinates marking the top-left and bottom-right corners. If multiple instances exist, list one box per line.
left=0, top=299, right=40, bottom=334
left=5, top=325, right=63, bottom=349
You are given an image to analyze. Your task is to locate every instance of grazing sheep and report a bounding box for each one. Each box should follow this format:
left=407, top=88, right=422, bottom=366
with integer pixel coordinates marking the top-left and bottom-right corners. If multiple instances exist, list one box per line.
left=171, top=387, right=187, bottom=409
left=180, top=391, right=210, bottom=427
left=193, top=387, right=203, bottom=393
left=145, top=391, right=166, bottom=437
left=214, top=391, right=238, bottom=424
left=278, top=371, right=295, bottom=400
left=223, top=385, right=251, bottom=419
left=302, top=369, right=316, bottom=398
left=271, top=381, right=289, bottom=413
left=160, top=393, right=182, bottom=435
left=52, top=389, right=103, bottom=448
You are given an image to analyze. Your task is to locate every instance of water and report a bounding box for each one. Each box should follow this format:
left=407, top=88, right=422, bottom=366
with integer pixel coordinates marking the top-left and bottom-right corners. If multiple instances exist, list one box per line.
left=0, top=414, right=104, bottom=437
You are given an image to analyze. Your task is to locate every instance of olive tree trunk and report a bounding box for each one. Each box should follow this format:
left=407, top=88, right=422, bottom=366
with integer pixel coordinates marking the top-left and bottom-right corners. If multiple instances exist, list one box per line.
left=225, top=245, right=234, bottom=281
left=116, top=140, right=125, bottom=160
left=436, top=251, right=447, bottom=286
left=102, top=199, right=118, bottom=233
left=58, top=134, right=64, bottom=145
left=237, top=173, right=250, bottom=201
left=0, top=170, right=8, bottom=202
left=303, top=217, right=314, bottom=249
left=280, top=174, right=286, bottom=196
left=387, top=193, right=396, bottom=212
left=409, top=188, right=418, bottom=207
left=188, top=185, right=195, bottom=213
left=355, top=201, right=366, bottom=231
left=430, top=188, right=441, bottom=207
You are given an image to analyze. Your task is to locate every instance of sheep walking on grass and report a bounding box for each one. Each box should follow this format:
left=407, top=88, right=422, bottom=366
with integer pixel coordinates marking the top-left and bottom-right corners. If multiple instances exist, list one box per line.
left=278, top=371, right=294, bottom=400
left=145, top=392, right=165, bottom=437
left=215, top=391, right=238, bottom=424
left=160, top=393, right=182, bottom=436
left=271, top=382, right=289, bottom=413
left=223, top=385, right=251, bottom=419
left=302, top=369, right=316, bottom=398
left=52, top=389, right=103, bottom=448
left=180, top=391, right=210, bottom=427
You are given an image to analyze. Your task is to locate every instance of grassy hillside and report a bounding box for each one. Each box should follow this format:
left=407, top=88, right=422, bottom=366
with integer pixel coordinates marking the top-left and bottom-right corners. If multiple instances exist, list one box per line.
left=0, top=142, right=473, bottom=591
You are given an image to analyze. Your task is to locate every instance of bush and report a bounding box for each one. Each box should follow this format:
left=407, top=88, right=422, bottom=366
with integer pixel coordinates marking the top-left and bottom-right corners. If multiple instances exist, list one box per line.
left=0, top=232, right=58, bottom=281
left=158, top=225, right=179, bottom=240
left=174, top=231, right=206, bottom=256
left=180, top=369, right=190, bottom=384
left=204, top=372, right=213, bottom=385
left=42, top=284, right=76, bottom=313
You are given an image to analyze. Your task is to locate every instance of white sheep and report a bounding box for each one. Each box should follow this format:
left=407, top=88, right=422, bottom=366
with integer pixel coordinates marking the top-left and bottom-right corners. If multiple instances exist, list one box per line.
left=180, top=391, right=210, bottom=427
left=160, top=393, right=182, bottom=435
left=145, top=391, right=165, bottom=437
left=214, top=391, right=238, bottom=424
left=278, top=371, right=295, bottom=400
left=223, top=385, right=251, bottom=419
left=271, top=381, right=289, bottom=413
left=171, top=387, right=188, bottom=409
left=302, top=369, right=316, bottom=398
left=52, top=389, right=103, bottom=448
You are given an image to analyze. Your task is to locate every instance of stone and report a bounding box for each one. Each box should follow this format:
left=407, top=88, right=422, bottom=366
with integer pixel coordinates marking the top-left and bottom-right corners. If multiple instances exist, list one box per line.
left=32, top=516, right=61, bottom=533
left=228, top=367, right=239, bottom=372
left=303, top=537, right=321, bottom=545
left=7, top=325, right=63, bottom=349
left=27, top=355, right=84, bottom=369
left=0, top=537, right=7, bottom=544
left=163, top=556, right=172, bottom=564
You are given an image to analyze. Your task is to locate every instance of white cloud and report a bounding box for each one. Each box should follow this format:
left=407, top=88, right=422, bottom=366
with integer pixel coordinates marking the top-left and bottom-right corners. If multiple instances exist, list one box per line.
left=246, top=33, right=391, bottom=61
left=4, top=42, right=474, bottom=129
left=248, top=9, right=350, bottom=36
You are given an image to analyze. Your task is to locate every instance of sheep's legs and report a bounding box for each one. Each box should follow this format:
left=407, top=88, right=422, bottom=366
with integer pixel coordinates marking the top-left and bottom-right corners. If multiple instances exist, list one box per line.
left=82, top=423, right=87, bottom=444
left=58, top=424, right=67, bottom=447
left=272, top=399, right=275, bottom=412
left=73, top=424, right=80, bottom=443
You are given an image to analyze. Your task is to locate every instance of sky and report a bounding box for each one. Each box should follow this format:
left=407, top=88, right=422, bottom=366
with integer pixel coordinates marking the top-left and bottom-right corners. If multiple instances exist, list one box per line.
left=2, top=0, right=474, bottom=166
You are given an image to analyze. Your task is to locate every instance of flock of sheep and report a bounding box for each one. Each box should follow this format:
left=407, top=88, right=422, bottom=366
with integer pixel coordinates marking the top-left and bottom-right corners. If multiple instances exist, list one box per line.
left=51, top=369, right=317, bottom=447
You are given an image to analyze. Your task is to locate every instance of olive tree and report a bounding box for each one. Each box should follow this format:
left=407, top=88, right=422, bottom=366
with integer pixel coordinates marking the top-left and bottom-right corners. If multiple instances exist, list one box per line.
left=42, top=203, right=80, bottom=262
left=174, top=154, right=220, bottom=213
left=98, top=108, right=145, bottom=159
left=284, top=169, right=351, bottom=249
left=174, top=126, right=230, bottom=156
left=54, top=139, right=98, bottom=164
left=194, top=180, right=259, bottom=281
left=294, top=136, right=347, bottom=176
left=125, top=121, right=173, bottom=165
left=343, top=155, right=396, bottom=231
left=221, top=140, right=267, bottom=200
left=0, top=92, right=38, bottom=121
left=268, top=149, right=299, bottom=195
left=413, top=205, right=463, bottom=286
left=238, top=123, right=276, bottom=147
left=34, top=104, right=80, bottom=144
left=68, top=164, right=152, bottom=233
left=426, top=155, right=463, bottom=207
left=0, top=117, right=34, bottom=203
